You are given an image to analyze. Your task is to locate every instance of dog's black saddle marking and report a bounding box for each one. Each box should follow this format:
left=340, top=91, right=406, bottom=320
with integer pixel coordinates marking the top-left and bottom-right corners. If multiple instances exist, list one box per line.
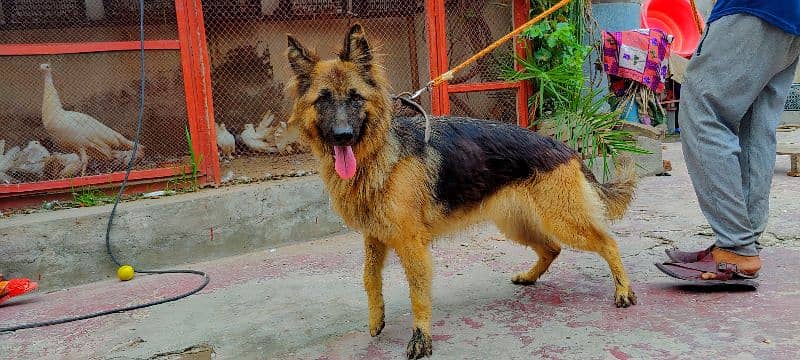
left=392, top=116, right=577, bottom=212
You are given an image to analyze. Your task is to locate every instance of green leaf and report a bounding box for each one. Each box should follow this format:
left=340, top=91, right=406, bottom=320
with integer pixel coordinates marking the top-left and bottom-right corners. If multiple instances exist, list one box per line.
left=534, top=48, right=552, bottom=62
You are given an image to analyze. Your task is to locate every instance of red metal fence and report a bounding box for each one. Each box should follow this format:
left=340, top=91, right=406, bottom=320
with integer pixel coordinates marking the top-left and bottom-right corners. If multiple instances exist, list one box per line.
left=0, top=0, right=530, bottom=208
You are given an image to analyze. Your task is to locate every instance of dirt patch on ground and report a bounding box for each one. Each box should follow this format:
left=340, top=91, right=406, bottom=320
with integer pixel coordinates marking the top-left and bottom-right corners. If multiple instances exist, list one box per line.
left=219, top=152, right=318, bottom=183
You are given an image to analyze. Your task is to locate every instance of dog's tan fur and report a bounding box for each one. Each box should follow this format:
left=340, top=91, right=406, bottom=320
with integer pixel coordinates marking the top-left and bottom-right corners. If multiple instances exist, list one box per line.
left=287, top=24, right=637, bottom=359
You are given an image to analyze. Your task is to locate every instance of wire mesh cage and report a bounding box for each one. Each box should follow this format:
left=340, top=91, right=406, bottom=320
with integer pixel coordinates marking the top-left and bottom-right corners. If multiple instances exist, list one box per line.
left=0, top=52, right=189, bottom=185
left=0, top=1, right=191, bottom=187
left=444, top=0, right=517, bottom=123
left=0, top=0, right=178, bottom=43
left=785, top=83, right=800, bottom=112
left=201, top=0, right=432, bottom=181
left=445, top=0, right=513, bottom=85
left=101, top=0, right=177, bottom=25
left=350, top=0, right=424, bottom=18
left=0, top=0, right=87, bottom=27
left=0, top=0, right=528, bottom=198
left=450, top=90, right=517, bottom=124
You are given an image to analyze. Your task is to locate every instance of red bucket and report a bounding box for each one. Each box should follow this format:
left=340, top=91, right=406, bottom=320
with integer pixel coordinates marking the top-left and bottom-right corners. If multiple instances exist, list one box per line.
left=641, top=0, right=704, bottom=58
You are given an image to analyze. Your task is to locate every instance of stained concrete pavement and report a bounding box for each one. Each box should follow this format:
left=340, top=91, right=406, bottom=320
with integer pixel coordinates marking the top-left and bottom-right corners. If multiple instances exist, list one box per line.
left=1, top=141, right=799, bottom=359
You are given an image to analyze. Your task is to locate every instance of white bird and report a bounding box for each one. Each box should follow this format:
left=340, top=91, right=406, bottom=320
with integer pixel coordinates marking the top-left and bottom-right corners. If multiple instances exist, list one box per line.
left=0, top=140, right=20, bottom=183
left=40, top=63, right=142, bottom=176
left=215, top=123, right=235, bottom=159
left=11, top=140, right=50, bottom=179
left=110, top=148, right=145, bottom=168
left=240, top=123, right=277, bottom=153
left=273, top=121, right=301, bottom=154
left=256, top=112, right=276, bottom=135
left=45, top=152, right=82, bottom=179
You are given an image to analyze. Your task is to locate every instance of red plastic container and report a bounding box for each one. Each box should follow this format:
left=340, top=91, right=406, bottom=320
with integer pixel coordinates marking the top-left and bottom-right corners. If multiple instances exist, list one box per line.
left=641, top=0, right=704, bottom=58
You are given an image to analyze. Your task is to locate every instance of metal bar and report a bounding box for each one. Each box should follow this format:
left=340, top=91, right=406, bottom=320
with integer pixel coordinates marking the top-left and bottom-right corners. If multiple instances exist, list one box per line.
left=174, top=0, right=203, bottom=183
left=0, top=167, right=184, bottom=196
left=434, top=0, right=450, bottom=114
left=174, top=0, right=220, bottom=186
left=188, top=0, right=222, bottom=185
left=424, top=0, right=442, bottom=115
left=513, top=0, right=532, bottom=128
left=0, top=40, right=180, bottom=56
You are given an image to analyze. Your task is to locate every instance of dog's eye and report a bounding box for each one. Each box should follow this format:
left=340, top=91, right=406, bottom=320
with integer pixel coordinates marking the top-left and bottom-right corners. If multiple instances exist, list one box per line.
left=349, top=91, right=365, bottom=107
left=315, top=89, right=332, bottom=105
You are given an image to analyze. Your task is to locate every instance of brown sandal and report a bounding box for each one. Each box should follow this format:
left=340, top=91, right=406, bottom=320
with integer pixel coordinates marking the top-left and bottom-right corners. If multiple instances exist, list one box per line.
left=665, top=246, right=714, bottom=263
left=655, top=261, right=759, bottom=288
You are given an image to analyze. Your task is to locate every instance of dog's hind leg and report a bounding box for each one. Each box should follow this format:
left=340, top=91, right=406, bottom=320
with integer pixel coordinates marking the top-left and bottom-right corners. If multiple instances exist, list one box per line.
left=532, top=160, right=636, bottom=307
left=594, top=234, right=637, bottom=308
left=363, top=235, right=388, bottom=336
left=496, top=219, right=561, bottom=285
left=511, top=239, right=561, bottom=285
left=393, top=238, right=433, bottom=359
left=541, top=214, right=637, bottom=307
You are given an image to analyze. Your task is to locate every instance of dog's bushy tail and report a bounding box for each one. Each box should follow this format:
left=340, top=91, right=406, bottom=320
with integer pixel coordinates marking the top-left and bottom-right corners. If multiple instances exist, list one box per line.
left=584, top=155, right=637, bottom=220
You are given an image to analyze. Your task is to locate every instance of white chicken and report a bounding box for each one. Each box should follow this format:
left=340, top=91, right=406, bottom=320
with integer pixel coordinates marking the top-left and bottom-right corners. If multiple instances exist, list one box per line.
left=44, top=152, right=82, bottom=179
left=110, top=148, right=145, bottom=168
left=273, top=121, right=301, bottom=154
left=40, top=63, right=142, bottom=176
left=240, top=123, right=277, bottom=153
left=10, top=140, right=50, bottom=179
left=215, top=123, right=235, bottom=159
left=0, top=140, right=20, bottom=183
left=256, top=112, right=276, bottom=135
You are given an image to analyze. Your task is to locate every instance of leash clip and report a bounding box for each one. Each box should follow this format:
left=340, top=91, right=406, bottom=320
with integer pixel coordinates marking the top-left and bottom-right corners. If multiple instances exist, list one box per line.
left=392, top=90, right=432, bottom=144
left=409, top=80, right=434, bottom=100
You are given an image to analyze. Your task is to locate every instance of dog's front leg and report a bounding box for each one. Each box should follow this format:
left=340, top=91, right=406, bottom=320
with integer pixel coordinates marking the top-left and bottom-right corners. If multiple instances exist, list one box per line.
left=395, top=240, right=433, bottom=359
left=364, top=235, right=388, bottom=336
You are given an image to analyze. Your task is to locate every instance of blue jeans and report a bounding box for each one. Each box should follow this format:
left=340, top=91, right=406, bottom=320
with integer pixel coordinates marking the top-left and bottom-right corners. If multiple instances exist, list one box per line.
left=680, top=14, right=800, bottom=256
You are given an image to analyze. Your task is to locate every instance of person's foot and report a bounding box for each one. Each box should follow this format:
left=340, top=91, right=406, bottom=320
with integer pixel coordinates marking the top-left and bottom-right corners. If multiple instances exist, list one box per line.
left=665, top=245, right=714, bottom=263
left=0, top=278, right=9, bottom=298
left=700, top=248, right=761, bottom=280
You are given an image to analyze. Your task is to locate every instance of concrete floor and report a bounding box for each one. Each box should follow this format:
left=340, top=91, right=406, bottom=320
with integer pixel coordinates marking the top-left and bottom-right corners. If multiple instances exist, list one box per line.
left=2, top=141, right=800, bottom=359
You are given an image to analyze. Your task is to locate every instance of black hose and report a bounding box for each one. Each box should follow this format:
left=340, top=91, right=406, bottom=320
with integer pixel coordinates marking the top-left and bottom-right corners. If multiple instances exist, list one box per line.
left=0, top=0, right=209, bottom=333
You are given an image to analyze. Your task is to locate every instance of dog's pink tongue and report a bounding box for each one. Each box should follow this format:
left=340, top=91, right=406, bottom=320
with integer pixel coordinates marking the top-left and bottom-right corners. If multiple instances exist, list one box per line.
left=333, top=145, right=357, bottom=179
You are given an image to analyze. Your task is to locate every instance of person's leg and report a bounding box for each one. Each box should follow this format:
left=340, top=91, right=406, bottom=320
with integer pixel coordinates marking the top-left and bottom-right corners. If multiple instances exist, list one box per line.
left=680, top=14, right=799, bottom=258
left=740, top=57, right=800, bottom=242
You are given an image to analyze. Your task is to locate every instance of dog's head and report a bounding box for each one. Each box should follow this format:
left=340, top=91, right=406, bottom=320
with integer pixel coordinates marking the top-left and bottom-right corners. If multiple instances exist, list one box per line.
left=287, top=24, right=391, bottom=180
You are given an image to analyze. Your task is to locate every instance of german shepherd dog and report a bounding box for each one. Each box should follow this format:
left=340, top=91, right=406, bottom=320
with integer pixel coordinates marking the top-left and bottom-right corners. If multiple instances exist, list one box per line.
left=287, top=24, right=637, bottom=359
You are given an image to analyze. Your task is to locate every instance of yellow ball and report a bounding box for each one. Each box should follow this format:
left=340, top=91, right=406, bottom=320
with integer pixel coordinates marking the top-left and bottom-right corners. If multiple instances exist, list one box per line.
left=117, top=265, right=135, bottom=281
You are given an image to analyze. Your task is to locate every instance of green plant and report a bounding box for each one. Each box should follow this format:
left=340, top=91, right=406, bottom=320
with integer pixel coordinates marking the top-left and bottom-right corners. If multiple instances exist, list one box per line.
left=503, top=20, right=590, bottom=116
left=536, top=86, right=651, bottom=180
left=167, top=126, right=203, bottom=192
left=184, top=126, right=202, bottom=190
left=72, top=187, right=113, bottom=207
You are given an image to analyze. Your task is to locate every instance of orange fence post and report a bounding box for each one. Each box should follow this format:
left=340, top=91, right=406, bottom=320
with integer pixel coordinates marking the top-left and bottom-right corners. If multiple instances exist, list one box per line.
left=175, top=0, right=221, bottom=186
left=513, top=0, right=533, bottom=128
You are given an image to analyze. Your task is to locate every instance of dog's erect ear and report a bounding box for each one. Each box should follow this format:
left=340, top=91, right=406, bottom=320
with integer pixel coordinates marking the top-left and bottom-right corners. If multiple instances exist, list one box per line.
left=339, top=24, right=372, bottom=64
left=339, top=24, right=375, bottom=86
left=287, top=34, right=318, bottom=94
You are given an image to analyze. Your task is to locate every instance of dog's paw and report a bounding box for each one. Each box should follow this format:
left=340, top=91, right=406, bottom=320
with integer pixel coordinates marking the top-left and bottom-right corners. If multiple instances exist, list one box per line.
left=369, top=317, right=385, bottom=337
left=510, top=272, right=537, bottom=285
left=369, top=304, right=385, bottom=336
left=615, top=288, right=637, bottom=308
left=406, top=328, right=432, bottom=359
